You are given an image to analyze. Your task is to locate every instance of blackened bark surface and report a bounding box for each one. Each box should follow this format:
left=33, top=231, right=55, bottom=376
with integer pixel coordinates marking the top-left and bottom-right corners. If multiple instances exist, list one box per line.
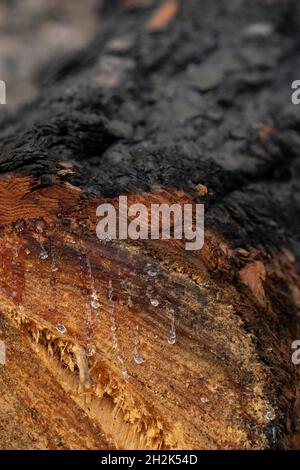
left=0, top=0, right=300, bottom=257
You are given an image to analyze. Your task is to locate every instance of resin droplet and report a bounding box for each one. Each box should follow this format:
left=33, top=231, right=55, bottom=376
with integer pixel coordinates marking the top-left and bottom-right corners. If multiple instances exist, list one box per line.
left=122, top=370, right=129, bottom=381
left=133, top=324, right=143, bottom=365
left=272, top=426, right=277, bottom=444
left=265, top=403, right=276, bottom=422
left=56, top=324, right=66, bottom=334
left=108, top=280, right=118, bottom=346
left=108, top=279, right=113, bottom=302
left=127, top=295, right=133, bottom=308
left=133, top=353, right=143, bottom=365
left=38, top=241, right=48, bottom=260
left=168, top=331, right=176, bottom=345
left=35, top=219, right=46, bottom=234
left=51, top=247, right=58, bottom=272
left=86, top=345, right=95, bottom=357
left=112, top=335, right=118, bottom=349
left=86, top=256, right=100, bottom=311
left=266, top=410, right=275, bottom=421
left=168, top=308, right=176, bottom=345
left=150, top=298, right=159, bottom=307
left=91, top=295, right=100, bottom=310
left=147, top=270, right=157, bottom=277
left=108, top=280, right=128, bottom=379
left=15, top=219, right=26, bottom=232
left=40, top=251, right=49, bottom=260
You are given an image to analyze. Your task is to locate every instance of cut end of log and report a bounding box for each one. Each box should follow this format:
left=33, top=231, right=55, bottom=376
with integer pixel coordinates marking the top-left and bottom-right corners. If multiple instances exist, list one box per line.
left=0, top=175, right=298, bottom=449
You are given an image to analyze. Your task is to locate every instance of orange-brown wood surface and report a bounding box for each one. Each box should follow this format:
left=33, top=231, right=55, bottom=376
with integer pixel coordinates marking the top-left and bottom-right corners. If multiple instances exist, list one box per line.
left=0, top=175, right=299, bottom=449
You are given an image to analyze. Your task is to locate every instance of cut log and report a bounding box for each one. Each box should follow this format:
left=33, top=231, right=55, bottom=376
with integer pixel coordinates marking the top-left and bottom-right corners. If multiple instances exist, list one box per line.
left=0, top=0, right=300, bottom=450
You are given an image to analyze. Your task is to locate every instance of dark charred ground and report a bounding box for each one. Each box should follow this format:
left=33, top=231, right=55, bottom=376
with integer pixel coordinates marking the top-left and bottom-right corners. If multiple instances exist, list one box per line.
left=0, top=0, right=300, bottom=449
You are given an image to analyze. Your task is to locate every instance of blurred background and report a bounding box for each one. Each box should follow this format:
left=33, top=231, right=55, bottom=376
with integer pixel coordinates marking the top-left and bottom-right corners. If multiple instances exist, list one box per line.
left=0, top=0, right=100, bottom=109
